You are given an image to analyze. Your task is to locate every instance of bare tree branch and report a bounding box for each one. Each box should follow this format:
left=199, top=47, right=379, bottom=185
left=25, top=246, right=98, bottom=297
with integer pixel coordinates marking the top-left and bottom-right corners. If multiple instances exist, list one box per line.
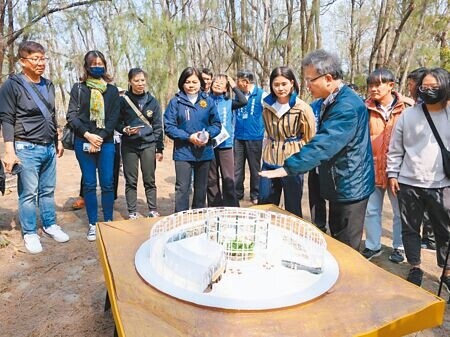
left=7, top=0, right=111, bottom=45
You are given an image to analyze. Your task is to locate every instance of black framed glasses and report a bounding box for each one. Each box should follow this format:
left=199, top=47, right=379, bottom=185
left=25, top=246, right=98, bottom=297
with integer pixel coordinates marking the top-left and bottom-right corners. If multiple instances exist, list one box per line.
left=22, top=57, right=49, bottom=64
left=304, top=73, right=327, bottom=84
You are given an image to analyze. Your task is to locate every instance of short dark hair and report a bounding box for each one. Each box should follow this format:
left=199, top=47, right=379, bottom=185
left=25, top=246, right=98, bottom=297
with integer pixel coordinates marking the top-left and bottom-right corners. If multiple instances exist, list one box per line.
left=418, top=67, right=450, bottom=107
left=236, top=69, right=255, bottom=83
left=301, top=49, right=343, bottom=80
left=269, top=66, right=299, bottom=96
left=18, top=41, right=45, bottom=58
left=127, top=68, right=148, bottom=92
left=128, top=67, right=148, bottom=81
left=366, top=68, right=396, bottom=86
left=177, top=67, right=204, bottom=93
left=407, top=67, right=427, bottom=83
left=201, top=68, right=213, bottom=78
left=80, top=50, right=113, bottom=82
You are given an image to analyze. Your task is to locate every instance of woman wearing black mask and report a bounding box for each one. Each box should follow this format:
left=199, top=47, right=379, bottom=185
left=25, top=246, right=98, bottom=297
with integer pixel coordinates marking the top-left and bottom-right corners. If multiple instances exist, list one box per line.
left=387, top=67, right=450, bottom=287
left=66, top=50, right=120, bottom=241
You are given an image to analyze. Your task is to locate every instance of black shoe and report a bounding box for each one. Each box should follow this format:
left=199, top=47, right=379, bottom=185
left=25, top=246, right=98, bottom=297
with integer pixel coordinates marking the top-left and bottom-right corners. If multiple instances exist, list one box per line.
left=361, top=248, right=382, bottom=260
left=406, top=267, right=423, bottom=286
left=388, top=249, right=405, bottom=263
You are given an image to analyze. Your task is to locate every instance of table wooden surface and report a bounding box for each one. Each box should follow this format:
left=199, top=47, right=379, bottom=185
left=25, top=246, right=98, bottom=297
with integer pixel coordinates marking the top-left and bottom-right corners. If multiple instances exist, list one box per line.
left=97, top=205, right=445, bottom=337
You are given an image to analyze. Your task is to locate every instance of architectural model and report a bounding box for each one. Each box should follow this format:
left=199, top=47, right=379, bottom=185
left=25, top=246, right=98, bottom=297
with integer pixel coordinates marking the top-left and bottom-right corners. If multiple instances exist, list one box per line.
left=135, top=207, right=339, bottom=310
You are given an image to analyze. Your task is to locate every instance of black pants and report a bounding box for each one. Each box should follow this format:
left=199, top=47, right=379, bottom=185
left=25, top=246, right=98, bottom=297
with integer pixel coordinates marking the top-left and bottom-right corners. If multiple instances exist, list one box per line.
left=398, top=183, right=450, bottom=267
left=121, top=144, right=157, bottom=214
left=234, top=139, right=262, bottom=201
left=421, top=212, right=436, bottom=245
left=175, top=160, right=210, bottom=212
left=308, top=169, right=327, bottom=232
left=328, top=198, right=369, bottom=250
left=207, top=148, right=239, bottom=207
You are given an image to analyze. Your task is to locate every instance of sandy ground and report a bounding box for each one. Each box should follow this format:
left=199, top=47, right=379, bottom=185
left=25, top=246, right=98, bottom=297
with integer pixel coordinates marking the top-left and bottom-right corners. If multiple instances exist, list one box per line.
left=1, top=140, right=449, bottom=336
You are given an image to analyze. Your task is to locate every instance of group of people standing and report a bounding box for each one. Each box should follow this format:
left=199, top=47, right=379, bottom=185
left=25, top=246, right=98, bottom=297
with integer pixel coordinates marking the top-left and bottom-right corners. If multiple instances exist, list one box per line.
left=260, top=51, right=450, bottom=289
left=0, top=42, right=165, bottom=252
left=1, top=40, right=450, bottom=292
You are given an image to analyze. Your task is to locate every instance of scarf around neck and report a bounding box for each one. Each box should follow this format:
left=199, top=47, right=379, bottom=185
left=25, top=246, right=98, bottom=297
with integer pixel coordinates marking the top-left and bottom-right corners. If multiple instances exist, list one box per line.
left=86, top=78, right=107, bottom=128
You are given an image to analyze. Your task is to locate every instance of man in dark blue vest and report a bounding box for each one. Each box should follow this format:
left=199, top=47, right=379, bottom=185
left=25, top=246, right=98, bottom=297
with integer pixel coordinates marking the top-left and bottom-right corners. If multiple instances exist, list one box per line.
left=234, top=70, right=266, bottom=205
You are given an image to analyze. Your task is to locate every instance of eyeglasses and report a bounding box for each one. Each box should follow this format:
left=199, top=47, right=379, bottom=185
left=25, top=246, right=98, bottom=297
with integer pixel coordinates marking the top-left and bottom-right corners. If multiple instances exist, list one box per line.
left=304, top=73, right=327, bottom=84
left=418, top=85, right=439, bottom=92
left=22, top=57, right=49, bottom=64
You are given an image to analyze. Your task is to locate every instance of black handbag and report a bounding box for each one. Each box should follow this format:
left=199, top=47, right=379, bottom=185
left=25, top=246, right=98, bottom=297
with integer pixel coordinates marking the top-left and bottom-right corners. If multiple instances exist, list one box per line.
left=62, top=83, right=81, bottom=150
left=422, top=103, right=450, bottom=178
left=61, top=125, right=75, bottom=150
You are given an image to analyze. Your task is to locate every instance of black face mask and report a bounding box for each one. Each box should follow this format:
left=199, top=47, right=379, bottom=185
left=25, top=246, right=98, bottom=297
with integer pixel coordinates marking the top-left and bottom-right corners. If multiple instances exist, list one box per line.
left=419, top=88, right=443, bottom=105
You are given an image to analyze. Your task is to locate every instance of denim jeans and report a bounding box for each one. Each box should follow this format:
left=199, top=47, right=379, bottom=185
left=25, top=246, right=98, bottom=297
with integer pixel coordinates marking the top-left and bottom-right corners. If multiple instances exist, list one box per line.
left=74, top=138, right=115, bottom=224
left=258, top=161, right=304, bottom=217
left=364, top=186, right=402, bottom=250
left=15, top=141, right=57, bottom=235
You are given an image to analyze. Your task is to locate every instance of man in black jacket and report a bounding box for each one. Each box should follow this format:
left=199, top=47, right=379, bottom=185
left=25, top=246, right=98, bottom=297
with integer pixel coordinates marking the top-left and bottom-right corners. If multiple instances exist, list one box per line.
left=0, top=41, right=69, bottom=254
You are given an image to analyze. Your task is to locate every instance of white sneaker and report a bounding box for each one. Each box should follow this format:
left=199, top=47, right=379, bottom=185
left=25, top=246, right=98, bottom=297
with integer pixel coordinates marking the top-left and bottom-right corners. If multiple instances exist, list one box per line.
left=148, top=211, right=160, bottom=218
left=24, top=234, right=43, bottom=254
left=128, top=212, right=143, bottom=220
left=87, top=224, right=96, bottom=242
left=43, top=224, right=70, bottom=243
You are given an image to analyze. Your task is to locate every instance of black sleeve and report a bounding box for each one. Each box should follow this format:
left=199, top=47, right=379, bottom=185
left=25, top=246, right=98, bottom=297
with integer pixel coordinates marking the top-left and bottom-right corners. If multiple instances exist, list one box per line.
left=0, top=80, right=17, bottom=141
left=66, top=83, right=88, bottom=137
left=98, top=86, right=120, bottom=139
left=231, top=87, right=248, bottom=110
left=150, top=98, right=164, bottom=152
left=115, top=97, right=127, bottom=133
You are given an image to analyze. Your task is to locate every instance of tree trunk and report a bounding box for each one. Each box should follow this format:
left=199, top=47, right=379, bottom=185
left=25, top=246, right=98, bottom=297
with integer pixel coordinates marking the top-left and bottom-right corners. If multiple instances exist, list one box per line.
left=398, top=1, right=427, bottom=94
left=385, top=0, right=415, bottom=69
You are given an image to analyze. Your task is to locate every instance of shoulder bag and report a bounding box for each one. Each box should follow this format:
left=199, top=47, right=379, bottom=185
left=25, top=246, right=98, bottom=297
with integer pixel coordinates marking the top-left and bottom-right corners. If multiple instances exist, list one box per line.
left=422, top=103, right=450, bottom=178
left=123, top=95, right=151, bottom=126
left=61, top=83, right=82, bottom=150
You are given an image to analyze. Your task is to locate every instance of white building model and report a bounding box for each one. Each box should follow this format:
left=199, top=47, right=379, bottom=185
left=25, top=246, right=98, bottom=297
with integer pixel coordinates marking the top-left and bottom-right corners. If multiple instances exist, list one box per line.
left=135, top=207, right=339, bottom=310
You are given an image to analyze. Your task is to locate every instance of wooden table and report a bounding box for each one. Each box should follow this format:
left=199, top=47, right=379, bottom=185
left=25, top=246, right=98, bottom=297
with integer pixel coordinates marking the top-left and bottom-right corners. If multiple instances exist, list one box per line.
left=97, top=205, right=445, bottom=337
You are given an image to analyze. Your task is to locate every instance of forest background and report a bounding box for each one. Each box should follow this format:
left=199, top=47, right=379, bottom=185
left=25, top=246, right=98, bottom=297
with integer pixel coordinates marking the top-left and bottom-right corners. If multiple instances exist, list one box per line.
left=0, top=0, right=448, bottom=122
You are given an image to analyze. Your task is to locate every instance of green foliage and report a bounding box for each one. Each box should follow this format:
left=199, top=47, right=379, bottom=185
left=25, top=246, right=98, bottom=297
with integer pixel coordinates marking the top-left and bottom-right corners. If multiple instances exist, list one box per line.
left=441, top=47, right=450, bottom=72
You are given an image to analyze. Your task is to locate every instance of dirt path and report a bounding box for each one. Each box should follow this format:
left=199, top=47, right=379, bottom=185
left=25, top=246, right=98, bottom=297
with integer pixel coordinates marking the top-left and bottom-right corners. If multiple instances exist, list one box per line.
left=0, top=141, right=449, bottom=336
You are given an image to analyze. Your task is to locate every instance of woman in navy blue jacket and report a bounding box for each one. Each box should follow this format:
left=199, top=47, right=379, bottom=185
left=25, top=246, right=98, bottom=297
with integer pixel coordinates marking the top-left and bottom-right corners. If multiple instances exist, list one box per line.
left=164, top=67, right=221, bottom=212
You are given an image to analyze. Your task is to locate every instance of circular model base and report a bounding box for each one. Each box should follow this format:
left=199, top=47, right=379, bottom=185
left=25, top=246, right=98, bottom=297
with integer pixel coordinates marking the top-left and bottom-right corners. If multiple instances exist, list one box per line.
left=135, top=238, right=339, bottom=310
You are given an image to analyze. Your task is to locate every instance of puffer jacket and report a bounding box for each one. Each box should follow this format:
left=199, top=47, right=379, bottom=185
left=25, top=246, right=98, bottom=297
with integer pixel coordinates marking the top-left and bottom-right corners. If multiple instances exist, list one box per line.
left=164, top=91, right=221, bottom=161
left=367, top=91, right=412, bottom=188
left=284, top=85, right=375, bottom=202
left=262, top=93, right=316, bottom=166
